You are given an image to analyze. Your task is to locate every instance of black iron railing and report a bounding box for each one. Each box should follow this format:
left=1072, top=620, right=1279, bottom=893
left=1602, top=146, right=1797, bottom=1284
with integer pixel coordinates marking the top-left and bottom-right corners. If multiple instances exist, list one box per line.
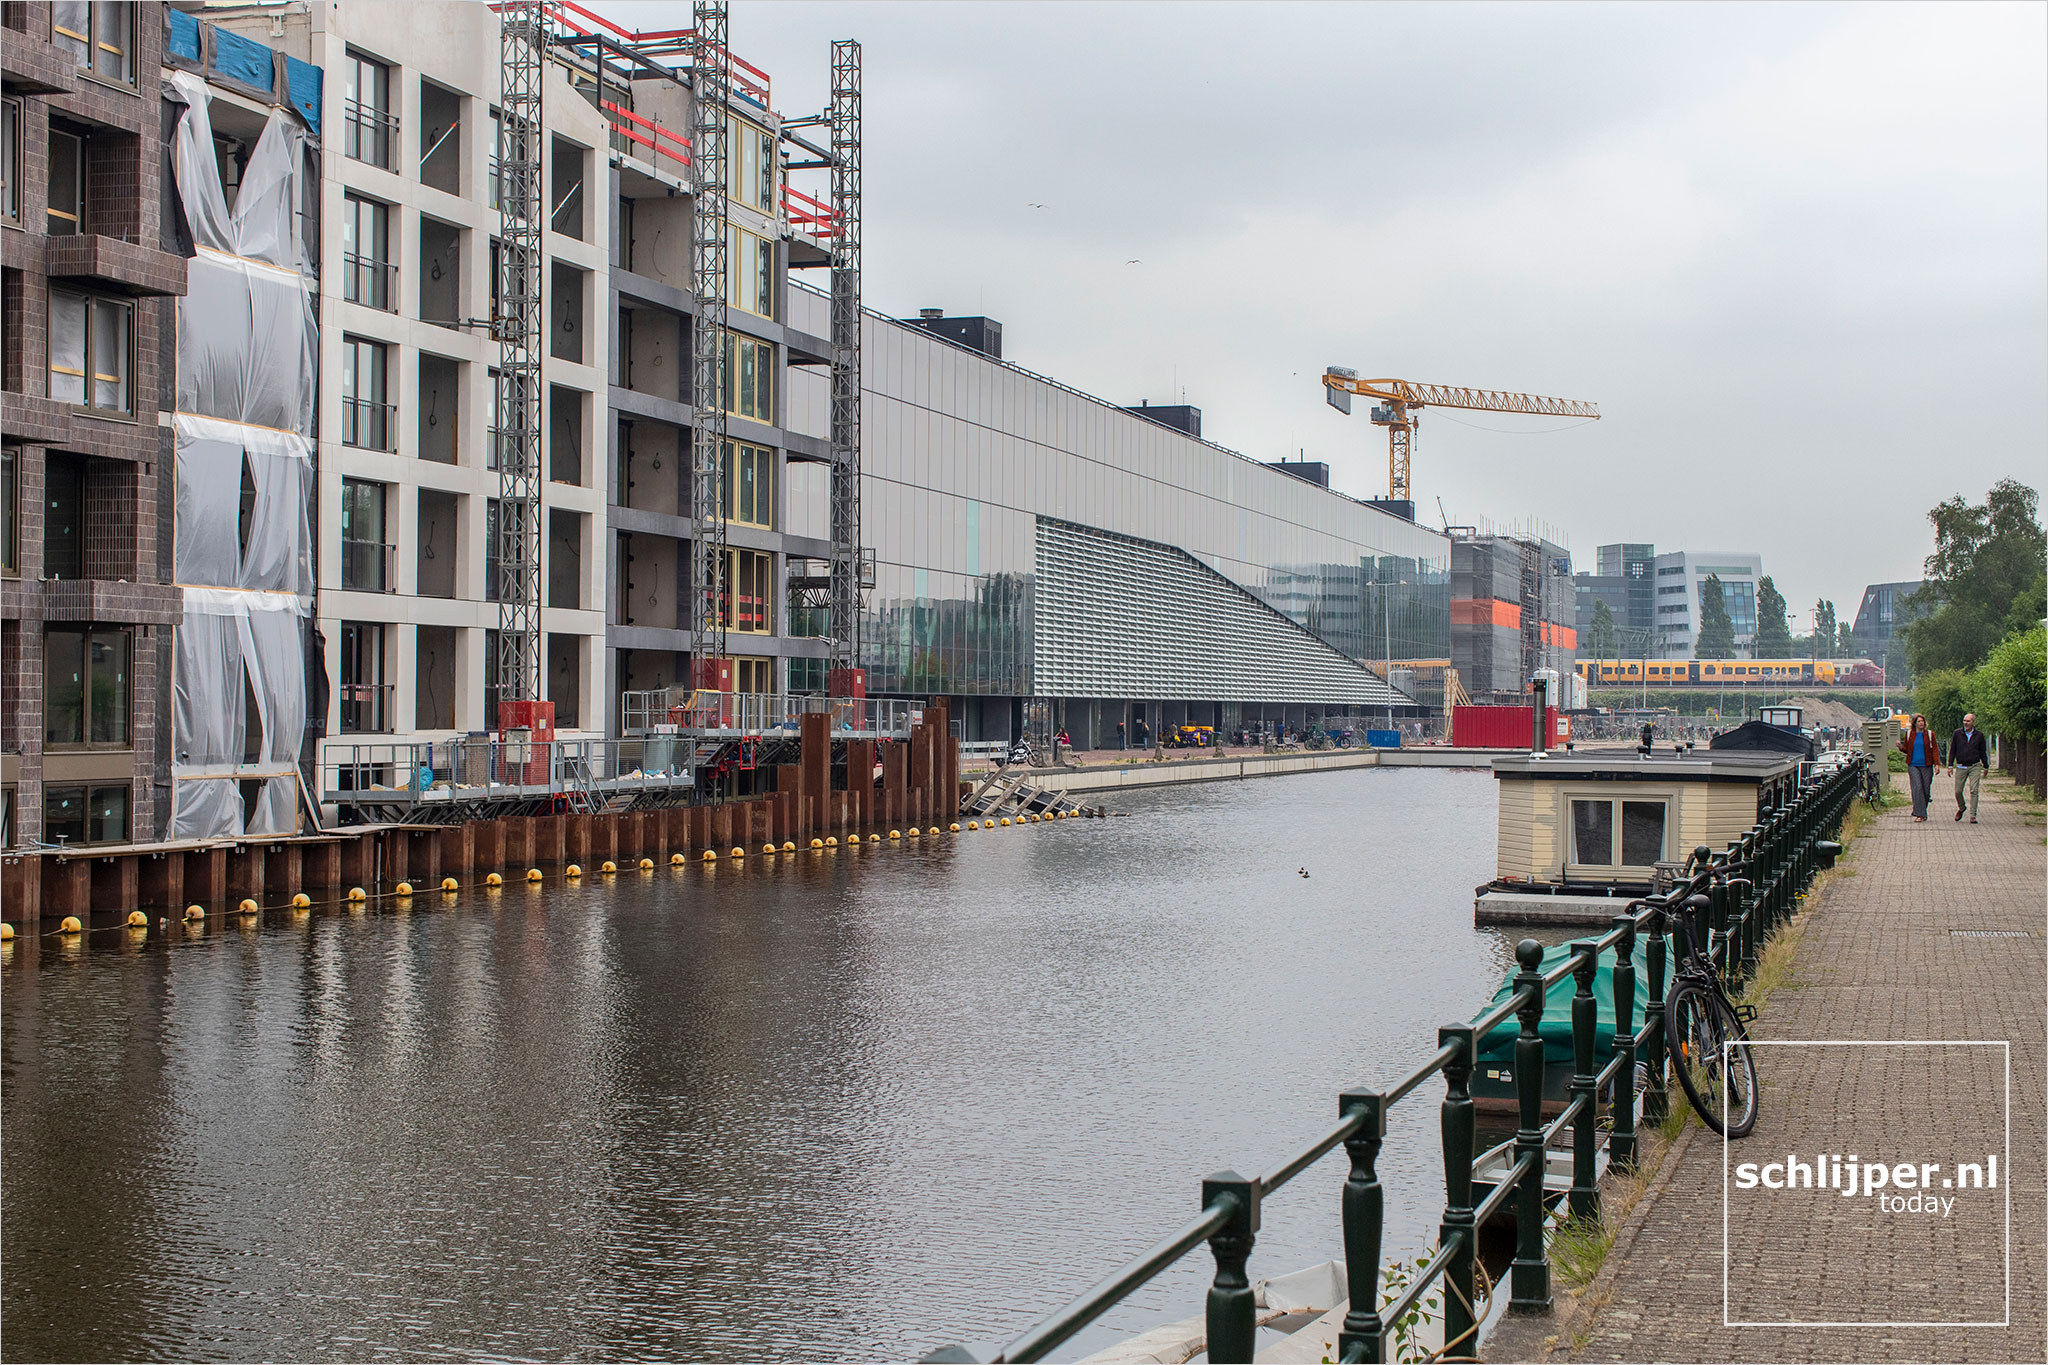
left=929, top=753, right=1866, bottom=1363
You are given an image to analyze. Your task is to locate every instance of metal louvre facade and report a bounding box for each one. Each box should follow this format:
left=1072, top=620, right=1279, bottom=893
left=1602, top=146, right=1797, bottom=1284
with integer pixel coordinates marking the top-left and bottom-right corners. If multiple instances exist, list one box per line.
left=1034, top=520, right=1411, bottom=707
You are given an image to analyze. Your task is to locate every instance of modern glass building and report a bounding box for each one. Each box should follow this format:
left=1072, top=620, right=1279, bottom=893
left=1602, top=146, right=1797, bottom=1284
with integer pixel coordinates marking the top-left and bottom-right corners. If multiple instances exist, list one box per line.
left=783, top=294, right=1447, bottom=742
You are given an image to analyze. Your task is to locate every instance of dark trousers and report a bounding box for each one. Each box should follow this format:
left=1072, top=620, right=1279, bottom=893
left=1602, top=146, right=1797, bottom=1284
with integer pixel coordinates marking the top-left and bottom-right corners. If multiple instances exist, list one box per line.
left=1909, top=764, right=1934, bottom=818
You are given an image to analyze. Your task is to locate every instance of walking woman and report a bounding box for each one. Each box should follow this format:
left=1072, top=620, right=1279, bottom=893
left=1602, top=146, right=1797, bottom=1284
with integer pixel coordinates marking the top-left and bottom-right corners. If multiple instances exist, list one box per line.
left=1900, top=712, right=1941, bottom=821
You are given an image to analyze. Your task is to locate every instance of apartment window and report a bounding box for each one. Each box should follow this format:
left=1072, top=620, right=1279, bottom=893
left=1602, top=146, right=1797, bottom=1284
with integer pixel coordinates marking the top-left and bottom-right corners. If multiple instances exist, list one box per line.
left=47, top=126, right=83, bottom=235
left=341, top=194, right=393, bottom=310
left=1569, top=798, right=1667, bottom=869
left=344, top=50, right=396, bottom=170
left=44, top=625, right=130, bottom=748
left=42, top=451, right=82, bottom=578
left=733, top=656, right=773, bottom=696
left=2, top=98, right=20, bottom=225
left=419, top=80, right=463, bottom=196
left=729, top=225, right=774, bottom=318
left=487, top=367, right=505, bottom=470
left=341, top=336, right=393, bottom=450
left=48, top=291, right=131, bottom=416
left=51, top=2, right=131, bottom=84
left=43, top=785, right=128, bottom=846
left=340, top=479, right=391, bottom=592
left=720, top=334, right=772, bottom=423
left=338, top=622, right=390, bottom=734
left=723, top=548, right=772, bottom=634
left=720, top=440, right=772, bottom=528
left=727, top=114, right=775, bottom=215
left=1, top=446, right=18, bottom=576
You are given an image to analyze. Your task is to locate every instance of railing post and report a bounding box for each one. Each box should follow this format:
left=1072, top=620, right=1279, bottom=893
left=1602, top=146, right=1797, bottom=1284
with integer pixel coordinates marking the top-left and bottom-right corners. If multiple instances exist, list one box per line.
left=1202, top=1170, right=1260, bottom=1364
left=1338, top=1090, right=1388, bottom=1364
left=1508, top=938, right=1551, bottom=1314
left=1642, top=900, right=1669, bottom=1123
left=1438, top=1025, right=1478, bottom=1359
left=1609, top=914, right=1639, bottom=1169
left=1568, top=942, right=1600, bottom=1221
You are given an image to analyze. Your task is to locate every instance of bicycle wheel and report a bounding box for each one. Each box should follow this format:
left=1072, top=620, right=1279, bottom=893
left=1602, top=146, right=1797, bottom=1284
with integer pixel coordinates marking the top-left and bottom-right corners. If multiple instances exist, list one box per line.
left=1664, top=981, right=1758, bottom=1137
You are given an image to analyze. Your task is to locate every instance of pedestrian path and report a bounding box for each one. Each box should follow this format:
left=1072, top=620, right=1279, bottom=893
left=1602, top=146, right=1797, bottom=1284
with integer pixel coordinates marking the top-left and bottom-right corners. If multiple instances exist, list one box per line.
left=1499, top=771, right=2044, bottom=1362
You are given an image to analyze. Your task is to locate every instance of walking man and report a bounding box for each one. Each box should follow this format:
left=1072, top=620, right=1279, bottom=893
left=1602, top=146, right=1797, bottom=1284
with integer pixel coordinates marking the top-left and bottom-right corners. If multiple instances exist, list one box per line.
left=1950, top=711, right=1989, bottom=823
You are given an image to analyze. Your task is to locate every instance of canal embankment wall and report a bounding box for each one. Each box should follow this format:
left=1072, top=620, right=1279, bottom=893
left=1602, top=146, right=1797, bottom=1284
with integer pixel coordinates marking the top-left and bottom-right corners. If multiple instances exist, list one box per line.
left=1016, top=746, right=1512, bottom=794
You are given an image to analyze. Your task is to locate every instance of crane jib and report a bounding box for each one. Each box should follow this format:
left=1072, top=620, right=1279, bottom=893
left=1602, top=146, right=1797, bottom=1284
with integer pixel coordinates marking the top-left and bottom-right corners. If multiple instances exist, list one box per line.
left=1321, top=373, right=1600, bottom=420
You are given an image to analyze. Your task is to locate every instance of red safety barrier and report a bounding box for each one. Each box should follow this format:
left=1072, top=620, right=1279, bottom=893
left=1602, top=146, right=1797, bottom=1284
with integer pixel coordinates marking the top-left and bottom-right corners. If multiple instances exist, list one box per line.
left=783, top=184, right=838, bottom=236
left=603, top=100, right=692, bottom=169
left=489, top=2, right=769, bottom=106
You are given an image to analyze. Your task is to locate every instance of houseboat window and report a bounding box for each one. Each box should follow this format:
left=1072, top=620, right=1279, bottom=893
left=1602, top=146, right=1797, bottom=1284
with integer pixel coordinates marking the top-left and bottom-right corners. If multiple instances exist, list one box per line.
left=1571, top=800, right=1614, bottom=866
left=1621, top=801, right=1667, bottom=865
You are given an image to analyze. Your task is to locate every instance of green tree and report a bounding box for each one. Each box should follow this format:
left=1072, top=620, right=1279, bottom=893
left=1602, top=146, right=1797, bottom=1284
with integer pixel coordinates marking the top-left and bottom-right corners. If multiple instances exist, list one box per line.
left=1903, top=479, right=2046, bottom=675
left=1913, top=668, right=1976, bottom=742
left=1588, top=599, right=1617, bottom=658
left=1754, top=576, right=1792, bottom=656
left=1810, top=599, right=1836, bottom=659
left=1838, top=620, right=1859, bottom=657
left=1696, top=575, right=1737, bottom=659
left=1976, top=624, right=2047, bottom=746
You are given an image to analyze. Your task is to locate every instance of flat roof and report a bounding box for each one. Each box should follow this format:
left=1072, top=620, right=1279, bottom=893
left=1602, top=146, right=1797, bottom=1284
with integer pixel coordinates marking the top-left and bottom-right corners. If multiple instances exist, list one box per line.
left=1492, top=751, right=1801, bottom=782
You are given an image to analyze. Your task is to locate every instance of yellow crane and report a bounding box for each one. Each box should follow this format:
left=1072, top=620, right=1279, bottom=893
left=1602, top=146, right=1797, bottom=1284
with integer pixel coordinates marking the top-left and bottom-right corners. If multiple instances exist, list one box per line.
left=1322, top=369, right=1600, bottom=504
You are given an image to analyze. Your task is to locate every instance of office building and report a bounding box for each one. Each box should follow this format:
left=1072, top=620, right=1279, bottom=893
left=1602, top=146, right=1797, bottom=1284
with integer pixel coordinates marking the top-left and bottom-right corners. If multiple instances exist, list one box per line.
left=1850, top=580, right=1925, bottom=683
left=1651, top=550, right=1763, bottom=658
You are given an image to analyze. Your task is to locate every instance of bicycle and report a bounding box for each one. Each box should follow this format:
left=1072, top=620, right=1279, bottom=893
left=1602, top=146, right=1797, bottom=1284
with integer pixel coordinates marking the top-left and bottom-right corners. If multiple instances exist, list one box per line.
left=1661, top=889, right=1759, bottom=1136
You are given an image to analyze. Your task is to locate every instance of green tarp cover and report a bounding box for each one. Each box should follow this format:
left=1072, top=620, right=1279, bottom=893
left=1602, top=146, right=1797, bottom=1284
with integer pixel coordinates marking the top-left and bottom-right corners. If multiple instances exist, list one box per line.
left=1474, top=935, right=1671, bottom=1067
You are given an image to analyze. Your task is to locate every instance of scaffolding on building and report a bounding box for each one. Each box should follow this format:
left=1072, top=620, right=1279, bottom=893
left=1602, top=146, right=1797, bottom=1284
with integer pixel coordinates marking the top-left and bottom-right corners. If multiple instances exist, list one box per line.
left=495, top=0, right=546, bottom=712
left=689, top=0, right=733, bottom=680
left=827, top=39, right=864, bottom=677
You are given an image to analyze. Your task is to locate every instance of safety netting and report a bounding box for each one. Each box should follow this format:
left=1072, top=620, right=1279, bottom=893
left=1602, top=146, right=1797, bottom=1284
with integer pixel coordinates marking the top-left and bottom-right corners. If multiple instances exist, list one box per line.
left=166, top=71, right=317, bottom=839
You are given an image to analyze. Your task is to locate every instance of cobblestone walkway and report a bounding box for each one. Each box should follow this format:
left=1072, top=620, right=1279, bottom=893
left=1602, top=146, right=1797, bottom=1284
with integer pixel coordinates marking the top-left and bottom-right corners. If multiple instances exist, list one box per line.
left=1497, top=771, right=2045, bottom=1363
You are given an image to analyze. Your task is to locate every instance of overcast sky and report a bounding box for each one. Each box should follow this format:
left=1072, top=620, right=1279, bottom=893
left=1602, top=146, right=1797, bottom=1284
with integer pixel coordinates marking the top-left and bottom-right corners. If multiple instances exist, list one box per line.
left=599, top=0, right=2045, bottom=628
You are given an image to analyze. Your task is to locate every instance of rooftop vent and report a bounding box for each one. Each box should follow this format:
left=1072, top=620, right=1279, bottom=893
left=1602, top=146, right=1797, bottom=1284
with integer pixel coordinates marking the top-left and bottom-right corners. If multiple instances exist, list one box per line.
left=1122, top=400, right=1201, bottom=439
left=903, top=312, right=1002, bottom=359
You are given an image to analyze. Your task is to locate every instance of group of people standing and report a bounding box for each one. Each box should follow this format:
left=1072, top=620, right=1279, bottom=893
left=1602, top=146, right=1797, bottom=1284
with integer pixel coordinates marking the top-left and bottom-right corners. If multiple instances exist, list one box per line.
left=1899, top=712, right=1992, bottom=824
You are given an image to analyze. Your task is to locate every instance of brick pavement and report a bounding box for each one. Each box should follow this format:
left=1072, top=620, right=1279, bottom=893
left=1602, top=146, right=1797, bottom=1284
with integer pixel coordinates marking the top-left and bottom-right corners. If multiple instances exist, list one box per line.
left=1492, top=771, right=2045, bottom=1363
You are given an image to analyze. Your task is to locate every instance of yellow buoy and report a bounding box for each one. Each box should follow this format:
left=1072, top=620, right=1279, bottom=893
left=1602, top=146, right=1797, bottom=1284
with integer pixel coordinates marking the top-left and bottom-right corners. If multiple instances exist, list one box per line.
left=672, top=852, right=687, bottom=865
left=907, top=827, right=921, bottom=839
left=867, top=833, right=881, bottom=844
left=289, top=892, right=311, bottom=907
left=811, top=837, right=825, bottom=849
left=238, top=898, right=260, bottom=914
left=59, top=916, right=83, bottom=934
left=395, top=882, right=415, bottom=897
left=826, top=836, right=839, bottom=848
left=439, top=877, right=458, bottom=891
left=566, top=864, right=584, bottom=878
left=949, top=822, right=961, bottom=832
left=642, top=857, right=657, bottom=870
left=347, top=887, right=368, bottom=902
left=762, top=844, right=776, bottom=857
left=702, top=849, right=718, bottom=861
left=999, top=817, right=1011, bottom=827
left=527, top=868, right=544, bottom=882
left=0, top=923, right=13, bottom=941
left=730, top=846, right=746, bottom=858
left=889, top=829, right=901, bottom=840
left=600, top=860, right=618, bottom=875
left=485, top=872, right=504, bottom=887
left=782, top=841, right=797, bottom=852
left=928, top=826, right=940, bottom=837
left=123, top=910, right=148, bottom=928
left=185, top=903, right=207, bottom=919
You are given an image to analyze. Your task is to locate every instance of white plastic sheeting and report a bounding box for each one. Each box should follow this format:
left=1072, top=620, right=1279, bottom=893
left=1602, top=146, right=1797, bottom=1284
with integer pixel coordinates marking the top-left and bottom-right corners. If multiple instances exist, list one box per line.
left=167, top=71, right=317, bottom=840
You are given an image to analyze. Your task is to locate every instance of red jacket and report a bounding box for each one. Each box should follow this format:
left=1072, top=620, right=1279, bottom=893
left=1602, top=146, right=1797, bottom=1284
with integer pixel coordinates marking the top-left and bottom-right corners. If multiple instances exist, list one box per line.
left=1898, top=729, right=1941, bottom=767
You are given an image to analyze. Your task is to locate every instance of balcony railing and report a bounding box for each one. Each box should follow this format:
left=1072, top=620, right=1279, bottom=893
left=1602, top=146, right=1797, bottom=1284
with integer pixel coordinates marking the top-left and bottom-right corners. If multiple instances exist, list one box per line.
left=340, top=538, right=396, bottom=593
left=337, top=682, right=394, bottom=735
left=618, top=688, right=916, bottom=739
left=318, top=736, right=696, bottom=809
left=344, top=100, right=400, bottom=171
left=341, top=397, right=396, bottom=451
left=342, top=253, right=396, bottom=310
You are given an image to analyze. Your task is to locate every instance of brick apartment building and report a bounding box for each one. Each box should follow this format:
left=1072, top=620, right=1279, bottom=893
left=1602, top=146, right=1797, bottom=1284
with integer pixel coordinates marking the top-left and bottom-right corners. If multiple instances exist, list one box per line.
left=2, top=2, right=187, bottom=847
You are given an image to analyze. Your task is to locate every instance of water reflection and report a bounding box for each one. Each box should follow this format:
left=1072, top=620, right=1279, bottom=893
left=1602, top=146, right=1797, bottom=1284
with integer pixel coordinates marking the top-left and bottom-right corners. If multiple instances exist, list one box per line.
left=4, top=768, right=1528, bottom=1362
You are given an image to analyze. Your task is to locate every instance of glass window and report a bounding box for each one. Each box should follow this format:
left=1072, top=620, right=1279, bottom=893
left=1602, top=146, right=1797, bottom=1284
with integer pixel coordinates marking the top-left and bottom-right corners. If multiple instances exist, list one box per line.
left=344, top=51, right=395, bottom=169
left=721, top=334, right=772, bottom=423
left=728, top=226, right=774, bottom=318
left=47, top=291, right=129, bottom=415
left=43, top=452, right=83, bottom=579
left=342, top=194, right=392, bottom=309
left=720, top=440, right=772, bottom=528
left=723, top=548, right=771, bottom=633
left=1570, top=798, right=1613, bottom=866
left=51, top=3, right=129, bottom=83
left=2, top=98, right=20, bottom=225
left=727, top=115, right=776, bottom=215
left=340, top=479, right=388, bottom=591
left=341, top=336, right=391, bottom=449
left=47, top=127, right=83, bottom=235
left=89, top=784, right=129, bottom=843
left=1620, top=801, right=1666, bottom=866
left=43, top=625, right=127, bottom=748
left=0, top=446, right=18, bottom=578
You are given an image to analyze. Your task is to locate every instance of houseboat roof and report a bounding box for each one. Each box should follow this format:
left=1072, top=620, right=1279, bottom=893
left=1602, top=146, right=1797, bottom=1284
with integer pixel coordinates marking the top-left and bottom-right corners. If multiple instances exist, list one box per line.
left=1491, top=751, right=1803, bottom=783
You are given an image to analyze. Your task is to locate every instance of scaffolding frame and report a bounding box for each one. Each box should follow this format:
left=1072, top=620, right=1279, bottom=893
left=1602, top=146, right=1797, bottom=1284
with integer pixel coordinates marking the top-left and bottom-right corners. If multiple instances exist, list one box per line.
left=827, top=40, right=863, bottom=672
left=689, top=0, right=732, bottom=673
left=495, top=0, right=546, bottom=707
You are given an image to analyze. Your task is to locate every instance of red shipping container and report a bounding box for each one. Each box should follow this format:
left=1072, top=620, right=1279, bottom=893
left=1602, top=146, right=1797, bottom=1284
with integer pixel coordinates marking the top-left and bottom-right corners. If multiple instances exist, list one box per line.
left=1451, top=704, right=1562, bottom=749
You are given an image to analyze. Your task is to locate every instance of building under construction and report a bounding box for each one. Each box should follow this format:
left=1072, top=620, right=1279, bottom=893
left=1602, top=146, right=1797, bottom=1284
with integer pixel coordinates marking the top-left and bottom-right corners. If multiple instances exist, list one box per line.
left=1449, top=530, right=1578, bottom=702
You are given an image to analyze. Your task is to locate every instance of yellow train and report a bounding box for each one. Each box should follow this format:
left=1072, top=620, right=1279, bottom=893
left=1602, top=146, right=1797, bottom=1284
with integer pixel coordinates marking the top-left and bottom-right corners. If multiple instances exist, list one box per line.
left=1576, top=658, right=1885, bottom=687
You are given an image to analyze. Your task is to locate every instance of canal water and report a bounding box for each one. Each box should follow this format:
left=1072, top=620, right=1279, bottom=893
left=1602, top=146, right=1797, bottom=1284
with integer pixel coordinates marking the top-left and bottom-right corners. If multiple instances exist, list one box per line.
left=2, top=767, right=1549, bottom=1363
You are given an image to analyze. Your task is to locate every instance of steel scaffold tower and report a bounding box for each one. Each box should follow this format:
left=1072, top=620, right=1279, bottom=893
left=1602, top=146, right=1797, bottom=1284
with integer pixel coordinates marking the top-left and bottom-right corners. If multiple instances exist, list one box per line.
left=828, top=41, right=864, bottom=672
left=495, top=0, right=546, bottom=708
left=690, top=0, right=732, bottom=674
